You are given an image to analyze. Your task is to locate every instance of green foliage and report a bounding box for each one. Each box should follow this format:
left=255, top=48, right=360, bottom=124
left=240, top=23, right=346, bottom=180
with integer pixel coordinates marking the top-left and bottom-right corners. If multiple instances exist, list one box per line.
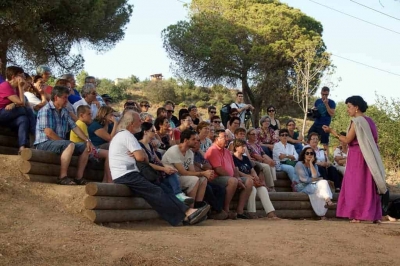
left=162, top=0, right=328, bottom=126
left=96, top=78, right=128, bottom=102
left=76, top=70, right=89, bottom=87
left=143, top=80, right=178, bottom=104
left=0, top=0, right=133, bottom=75
left=330, top=95, right=400, bottom=171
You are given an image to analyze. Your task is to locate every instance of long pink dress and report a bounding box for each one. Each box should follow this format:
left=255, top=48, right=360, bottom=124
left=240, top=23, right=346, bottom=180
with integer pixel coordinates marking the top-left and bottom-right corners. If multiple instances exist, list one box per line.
left=336, top=116, right=382, bottom=221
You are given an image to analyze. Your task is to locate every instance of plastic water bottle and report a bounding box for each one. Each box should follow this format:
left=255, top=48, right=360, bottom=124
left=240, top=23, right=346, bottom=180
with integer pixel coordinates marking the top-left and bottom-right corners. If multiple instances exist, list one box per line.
left=275, top=161, right=281, bottom=171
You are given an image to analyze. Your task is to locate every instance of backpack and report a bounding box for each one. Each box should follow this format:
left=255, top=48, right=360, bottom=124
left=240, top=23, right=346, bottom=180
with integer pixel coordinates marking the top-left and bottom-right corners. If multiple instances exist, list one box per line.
left=220, top=103, right=231, bottom=128
left=388, top=198, right=400, bottom=219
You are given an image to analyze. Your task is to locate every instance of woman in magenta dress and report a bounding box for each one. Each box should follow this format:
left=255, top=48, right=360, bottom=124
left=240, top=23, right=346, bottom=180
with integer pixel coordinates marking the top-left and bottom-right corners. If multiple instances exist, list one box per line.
left=323, top=96, right=387, bottom=223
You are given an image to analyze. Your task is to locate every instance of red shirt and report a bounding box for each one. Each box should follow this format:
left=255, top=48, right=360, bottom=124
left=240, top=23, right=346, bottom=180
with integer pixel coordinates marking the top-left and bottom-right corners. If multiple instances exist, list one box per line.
left=204, top=143, right=235, bottom=177
left=44, top=85, right=53, bottom=95
left=0, top=82, right=18, bottom=109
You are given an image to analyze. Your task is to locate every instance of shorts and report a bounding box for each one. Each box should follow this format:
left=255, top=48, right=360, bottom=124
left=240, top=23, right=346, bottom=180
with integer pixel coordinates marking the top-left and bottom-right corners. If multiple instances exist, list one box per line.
left=308, top=123, right=330, bottom=145
left=211, top=176, right=247, bottom=187
left=179, top=175, right=206, bottom=193
left=35, top=140, right=86, bottom=156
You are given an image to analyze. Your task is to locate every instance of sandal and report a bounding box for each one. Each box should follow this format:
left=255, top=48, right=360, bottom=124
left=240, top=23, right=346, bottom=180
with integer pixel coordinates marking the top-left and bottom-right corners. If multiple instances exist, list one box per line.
left=57, top=176, right=77, bottom=185
left=349, top=219, right=361, bottom=223
left=74, top=178, right=88, bottom=185
left=324, top=200, right=337, bottom=208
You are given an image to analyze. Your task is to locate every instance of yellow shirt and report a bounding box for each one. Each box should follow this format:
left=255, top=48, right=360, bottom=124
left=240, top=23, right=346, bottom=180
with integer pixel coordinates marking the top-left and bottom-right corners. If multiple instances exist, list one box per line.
left=70, top=120, right=88, bottom=143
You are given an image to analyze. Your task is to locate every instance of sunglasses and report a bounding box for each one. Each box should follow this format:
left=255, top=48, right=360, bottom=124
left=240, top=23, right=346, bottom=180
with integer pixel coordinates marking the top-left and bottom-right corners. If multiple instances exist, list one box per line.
left=305, top=152, right=315, bottom=156
left=280, top=133, right=288, bottom=137
left=321, top=93, right=329, bottom=96
left=210, top=111, right=216, bottom=114
left=149, top=129, right=155, bottom=133
left=268, top=109, right=275, bottom=112
left=141, top=105, right=150, bottom=108
left=213, top=120, right=221, bottom=123
left=231, top=113, right=239, bottom=116
left=167, top=110, right=174, bottom=113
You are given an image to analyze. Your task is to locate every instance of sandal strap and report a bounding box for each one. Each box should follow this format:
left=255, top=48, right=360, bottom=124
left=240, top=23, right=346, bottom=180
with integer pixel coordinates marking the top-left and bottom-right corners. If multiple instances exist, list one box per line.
left=58, top=176, right=76, bottom=185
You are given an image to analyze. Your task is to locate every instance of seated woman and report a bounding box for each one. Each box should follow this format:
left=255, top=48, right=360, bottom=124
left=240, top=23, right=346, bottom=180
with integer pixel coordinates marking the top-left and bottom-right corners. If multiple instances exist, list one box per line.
left=294, top=147, right=336, bottom=219
left=232, top=139, right=279, bottom=219
left=154, top=116, right=176, bottom=152
left=305, top=132, right=342, bottom=192
left=246, top=128, right=277, bottom=192
left=225, top=117, right=240, bottom=143
left=173, top=113, right=192, bottom=143
left=265, top=105, right=280, bottom=131
left=24, top=74, right=47, bottom=114
left=208, top=124, right=215, bottom=142
left=0, top=66, right=36, bottom=153
left=156, top=107, right=167, bottom=118
left=135, top=122, right=193, bottom=204
left=210, top=115, right=224, bottom=130
left=88, top=106, right=118, bottom=149
left=333, top=132, right=348, bottom=175
left=257, top=116, right=279, bottom=157
left=196, top=121, right=212, bottom=153
left=286, top=119, right=304, bottom=155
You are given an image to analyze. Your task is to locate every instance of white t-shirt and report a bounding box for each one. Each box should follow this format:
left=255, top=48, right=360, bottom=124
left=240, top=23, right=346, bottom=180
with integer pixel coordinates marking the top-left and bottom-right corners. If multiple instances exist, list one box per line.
left=333, top=147, right=347, bottom=166
left=109, top=130, right=142, bottom=180
left=161, top=145, right=194, bottom=171
left=231, top=102, right=246, bottom=124
left=73, top=98, right=98, bottom=119
left=24, top=92, right=41, bottom=107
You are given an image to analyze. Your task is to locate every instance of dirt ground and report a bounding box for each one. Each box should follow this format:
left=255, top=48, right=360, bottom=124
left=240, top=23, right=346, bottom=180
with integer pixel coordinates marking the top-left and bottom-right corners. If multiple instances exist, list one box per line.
left=1, top=155, right=400, bottom=266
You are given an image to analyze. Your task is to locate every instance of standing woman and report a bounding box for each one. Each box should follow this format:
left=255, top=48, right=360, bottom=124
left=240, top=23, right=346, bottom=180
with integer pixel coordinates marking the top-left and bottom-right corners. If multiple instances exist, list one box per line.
left=323, top=96, right=387, bottom=223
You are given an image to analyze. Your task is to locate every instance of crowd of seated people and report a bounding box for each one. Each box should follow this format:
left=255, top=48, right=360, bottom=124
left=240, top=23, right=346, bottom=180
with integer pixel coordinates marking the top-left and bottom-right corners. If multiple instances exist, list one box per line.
left=0, top=64, right=346, bottom=225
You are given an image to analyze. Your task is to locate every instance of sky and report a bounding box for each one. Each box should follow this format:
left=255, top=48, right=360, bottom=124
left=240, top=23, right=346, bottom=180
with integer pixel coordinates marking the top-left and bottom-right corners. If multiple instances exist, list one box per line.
left=79, top=0, right=400, bottom=105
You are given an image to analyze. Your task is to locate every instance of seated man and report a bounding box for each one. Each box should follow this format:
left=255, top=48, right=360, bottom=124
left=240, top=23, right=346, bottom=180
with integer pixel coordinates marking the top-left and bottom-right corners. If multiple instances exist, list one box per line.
left=109, top=110, right=209, bottom=226
left=73, top=83, right=99, bottom=119
left=272, top=129, right=299, bottom=185
left=205, top=129, right=254, bottom=219
left=188, top=105, right=202, bottom=130
left=0, top=66, right=36, bottom=153
left=333, top=132, right=348, bottom=175
left=164, top=100, right=179, bottom=128
left=139, top=100, right=150, bottom=113
left=192, top=135, right=228, bottom=220
left=34, top=86, right=94, bottom=185
left=162, top=129, right=212, bottom=208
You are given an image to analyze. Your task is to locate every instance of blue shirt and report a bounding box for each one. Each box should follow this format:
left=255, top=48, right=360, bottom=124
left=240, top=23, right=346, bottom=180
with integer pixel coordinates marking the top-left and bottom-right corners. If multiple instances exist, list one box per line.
left=88, top=121, right=113, bottom=147
left=313, top=98, right=336, bottom=125
left=34, top=101, right=76, bottom=145
left=0, top=75, right=4, bottom=84
left=68, top=88, right=82, bottom=104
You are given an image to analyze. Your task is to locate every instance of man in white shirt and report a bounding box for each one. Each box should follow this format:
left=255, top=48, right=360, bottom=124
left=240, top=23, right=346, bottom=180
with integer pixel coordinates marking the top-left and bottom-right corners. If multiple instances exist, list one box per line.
left=162, top=129, right=213, bottom=208
left=109, top=110, right=209, bottom=226
left=230, top=91, right=254, bottom=127
left=72, top=83, right=99, bottom=119
left=272, top=129, right=299, bottom=183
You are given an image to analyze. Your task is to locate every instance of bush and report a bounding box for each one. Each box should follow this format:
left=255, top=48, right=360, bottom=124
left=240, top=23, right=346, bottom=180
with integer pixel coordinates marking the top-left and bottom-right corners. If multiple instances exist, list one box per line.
left=143, top=80, right=177, bottom=104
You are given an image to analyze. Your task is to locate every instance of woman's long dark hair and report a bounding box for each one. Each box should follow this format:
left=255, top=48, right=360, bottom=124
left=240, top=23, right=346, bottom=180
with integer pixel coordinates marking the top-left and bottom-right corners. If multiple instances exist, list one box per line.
left=134, top=122, right=153, bottom=140
left=298, top=147, right=317, bottom=164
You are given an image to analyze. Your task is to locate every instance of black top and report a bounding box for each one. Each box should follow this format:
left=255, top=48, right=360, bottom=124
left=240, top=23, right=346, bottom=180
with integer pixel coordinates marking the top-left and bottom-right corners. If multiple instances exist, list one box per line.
left=232, top=155, right=252, bottom=175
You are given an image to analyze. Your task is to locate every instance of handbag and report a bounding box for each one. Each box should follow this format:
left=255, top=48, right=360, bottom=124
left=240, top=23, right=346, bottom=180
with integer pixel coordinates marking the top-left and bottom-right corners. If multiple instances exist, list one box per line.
left=136, top=161, right=159, bottom=182
left=281, top=160, right=297, bottom=167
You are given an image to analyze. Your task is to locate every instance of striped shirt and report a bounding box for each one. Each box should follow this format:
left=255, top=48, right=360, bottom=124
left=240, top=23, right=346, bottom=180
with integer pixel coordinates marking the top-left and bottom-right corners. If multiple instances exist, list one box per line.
left=34, top=101, right=76, bottom=145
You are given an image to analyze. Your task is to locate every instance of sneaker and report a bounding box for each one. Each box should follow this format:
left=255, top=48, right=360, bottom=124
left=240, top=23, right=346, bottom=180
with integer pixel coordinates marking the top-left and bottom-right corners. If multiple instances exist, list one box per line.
left=176, top=193, right=195, bottom=205
left=209, top=210, right=229, bottom=220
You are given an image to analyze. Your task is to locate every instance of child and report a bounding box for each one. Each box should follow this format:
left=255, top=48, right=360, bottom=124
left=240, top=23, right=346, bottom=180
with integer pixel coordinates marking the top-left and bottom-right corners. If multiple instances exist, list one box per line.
left=70, top=105, right=112, bottom=183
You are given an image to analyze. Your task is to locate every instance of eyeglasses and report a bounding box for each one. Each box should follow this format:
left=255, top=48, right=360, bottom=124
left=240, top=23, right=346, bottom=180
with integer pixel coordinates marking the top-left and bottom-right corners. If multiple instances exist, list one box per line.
left=183, top=119, right=192, bottom=122
left=90, top=92, right=97, bottom=95
left=149, top=130, right=155, bottom=133
left=305, top=152, right=315, bottom=156
left=167, top=110, right=174, bottom=113
left=213, top=120, right=221, bottom=123
left=142, top=105, right=150, bottom=108
left=280, top=133, right=288, bottom=137
left=231, top=113, right=239, bottom=116
left=268, top=109, right=275, bottom=112
left=287, top=123, right=295, bottom=126
left=209, top=111, right=216, bottom=114
left=238, top=96, right=243, bottom=98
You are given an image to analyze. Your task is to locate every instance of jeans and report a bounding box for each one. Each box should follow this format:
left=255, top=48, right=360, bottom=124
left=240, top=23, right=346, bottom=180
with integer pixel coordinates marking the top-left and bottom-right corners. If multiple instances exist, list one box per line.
left=280, top=164, right=299, bottom=183
left=114, top=171, right=189, bottom=226
left=0, top=106, right=36, bottom=148
left=203, top=183, right=226, bottom=212
left=161, top=173, right=182, bottom=195
left=261, top=145, right=273, bottom=158
left=293, top=143, right=303, bottom=155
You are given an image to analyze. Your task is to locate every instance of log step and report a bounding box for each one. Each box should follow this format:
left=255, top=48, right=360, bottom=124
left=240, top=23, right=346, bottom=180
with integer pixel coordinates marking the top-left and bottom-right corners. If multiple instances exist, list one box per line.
left=0, top=146, right=19, bottom=155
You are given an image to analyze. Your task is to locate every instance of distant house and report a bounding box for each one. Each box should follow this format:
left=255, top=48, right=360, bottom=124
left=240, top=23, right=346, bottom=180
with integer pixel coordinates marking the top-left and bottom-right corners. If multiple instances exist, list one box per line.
left=114, top=78, right=126, bottom=85
left=150, top=73, right=163, bottom=81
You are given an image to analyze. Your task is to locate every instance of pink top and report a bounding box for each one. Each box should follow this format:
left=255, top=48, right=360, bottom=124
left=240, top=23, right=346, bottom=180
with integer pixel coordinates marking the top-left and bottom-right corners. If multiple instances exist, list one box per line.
left=173, top=128, right=181, bottom=143
left=205, top=144, right=235, bottom=177
left=0, top=82, right=18, bottom=109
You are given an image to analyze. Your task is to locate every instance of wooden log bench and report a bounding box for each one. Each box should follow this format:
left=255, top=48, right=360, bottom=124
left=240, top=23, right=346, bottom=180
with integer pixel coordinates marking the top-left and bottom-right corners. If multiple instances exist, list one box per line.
left=19, top=149, right=104, bottom=183
left=83, top=182, right=340, bottom=223
left=0, top=126, right=19, bottom=155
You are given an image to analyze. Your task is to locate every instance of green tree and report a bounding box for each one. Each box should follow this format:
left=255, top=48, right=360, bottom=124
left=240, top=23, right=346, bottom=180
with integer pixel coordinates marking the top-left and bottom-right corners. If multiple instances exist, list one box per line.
left=0, top=0, right=133, bottom=75
left=143, top=80, right=177, bottom=104
left=76, top=70, right=89, bottom=87
left=96, top=78, right=128, bottom=102
left=162, top=0, right=326, bottom=124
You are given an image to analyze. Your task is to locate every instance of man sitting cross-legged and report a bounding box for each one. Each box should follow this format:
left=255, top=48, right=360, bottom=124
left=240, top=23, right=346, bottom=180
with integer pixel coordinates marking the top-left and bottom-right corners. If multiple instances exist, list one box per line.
left=162, top=129, right=212, bottom=208
left=205, top=129, right=254, bottom=219
left=109, top=110, right=209, bottom=226
left=34, top=86, right=94, bottom=185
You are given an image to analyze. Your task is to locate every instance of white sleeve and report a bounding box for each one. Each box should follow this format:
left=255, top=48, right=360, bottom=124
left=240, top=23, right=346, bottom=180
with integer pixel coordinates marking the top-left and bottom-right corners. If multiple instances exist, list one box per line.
left=272, top=143, right=282, bottom=161
left=125, top=133, right=142, bottom=152
left=24, top=92, right=41, bottom=106
left=333, top=148, right=341, bottom=158
left=292, top=145, right=299, bottom=160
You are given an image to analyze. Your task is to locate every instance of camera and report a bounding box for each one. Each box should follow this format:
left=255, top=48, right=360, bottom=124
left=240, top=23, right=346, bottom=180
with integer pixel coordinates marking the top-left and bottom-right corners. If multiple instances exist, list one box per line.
left=307, top=107, right=321, bottom=119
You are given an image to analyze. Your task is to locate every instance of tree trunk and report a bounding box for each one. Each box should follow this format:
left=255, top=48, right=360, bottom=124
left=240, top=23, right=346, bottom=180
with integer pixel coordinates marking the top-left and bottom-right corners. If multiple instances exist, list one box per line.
left=0, top=38, right=8, bottom=77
